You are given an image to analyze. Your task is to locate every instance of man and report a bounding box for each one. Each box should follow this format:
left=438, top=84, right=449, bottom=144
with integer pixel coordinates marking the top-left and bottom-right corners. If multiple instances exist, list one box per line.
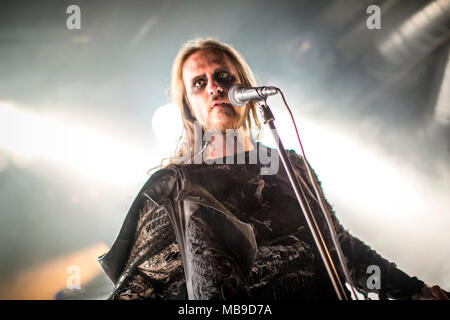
left=98, top=38, right=448, bottom=300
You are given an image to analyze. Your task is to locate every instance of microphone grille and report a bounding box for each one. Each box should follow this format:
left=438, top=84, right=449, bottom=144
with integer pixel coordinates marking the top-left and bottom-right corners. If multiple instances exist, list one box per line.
left=228, top=84, right=246, bottom=107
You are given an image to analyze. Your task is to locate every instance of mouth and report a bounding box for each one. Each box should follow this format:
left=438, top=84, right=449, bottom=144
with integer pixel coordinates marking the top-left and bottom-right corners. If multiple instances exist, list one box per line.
left=212, top=101, right=233, bottom=109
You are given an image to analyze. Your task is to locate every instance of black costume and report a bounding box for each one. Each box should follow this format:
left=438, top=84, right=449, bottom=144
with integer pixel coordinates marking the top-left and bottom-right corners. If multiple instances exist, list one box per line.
left=98, top=143, right=424, bottom=300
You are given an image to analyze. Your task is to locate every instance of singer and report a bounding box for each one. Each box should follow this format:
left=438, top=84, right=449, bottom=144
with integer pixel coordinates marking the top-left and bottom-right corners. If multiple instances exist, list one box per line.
left=98, top=38, right=448, bottom=300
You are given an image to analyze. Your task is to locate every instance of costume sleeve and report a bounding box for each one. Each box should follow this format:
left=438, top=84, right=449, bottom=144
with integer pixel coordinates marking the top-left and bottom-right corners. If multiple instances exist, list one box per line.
left=108, top=199, right=186, bottom=300
left=287, top=151, right=424, bottom=300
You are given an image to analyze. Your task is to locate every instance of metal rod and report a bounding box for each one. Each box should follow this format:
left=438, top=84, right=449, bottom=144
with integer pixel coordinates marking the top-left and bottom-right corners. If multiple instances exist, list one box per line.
left=258, top=102, right=348, bottom=300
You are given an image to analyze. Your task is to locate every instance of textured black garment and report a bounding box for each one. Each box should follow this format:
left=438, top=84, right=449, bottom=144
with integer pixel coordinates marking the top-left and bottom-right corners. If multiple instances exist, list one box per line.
left=98, top=144, right=425, bottom=300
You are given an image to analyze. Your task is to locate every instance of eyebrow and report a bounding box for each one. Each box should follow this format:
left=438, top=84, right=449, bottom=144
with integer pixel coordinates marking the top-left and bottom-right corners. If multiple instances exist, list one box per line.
left=190, top=67, right=233, bottom=84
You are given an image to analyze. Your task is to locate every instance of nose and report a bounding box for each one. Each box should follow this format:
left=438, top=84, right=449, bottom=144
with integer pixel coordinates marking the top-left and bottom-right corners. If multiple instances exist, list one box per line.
left=207, top=78, right=224, bottom=96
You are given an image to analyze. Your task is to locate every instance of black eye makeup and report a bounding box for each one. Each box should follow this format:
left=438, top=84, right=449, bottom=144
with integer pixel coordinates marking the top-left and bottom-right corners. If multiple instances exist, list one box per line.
left=190, top=69, right=237, bottom=91
left=213, top=69, right=236, bottom=86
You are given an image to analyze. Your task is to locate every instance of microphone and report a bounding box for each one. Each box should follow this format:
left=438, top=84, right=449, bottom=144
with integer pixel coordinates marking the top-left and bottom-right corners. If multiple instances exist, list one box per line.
left=228, top=84, right=278, bottom=106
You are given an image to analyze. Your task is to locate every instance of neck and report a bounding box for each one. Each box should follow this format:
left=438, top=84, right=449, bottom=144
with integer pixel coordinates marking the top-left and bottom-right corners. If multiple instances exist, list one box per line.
left=205, top=126, right=254, bottom=160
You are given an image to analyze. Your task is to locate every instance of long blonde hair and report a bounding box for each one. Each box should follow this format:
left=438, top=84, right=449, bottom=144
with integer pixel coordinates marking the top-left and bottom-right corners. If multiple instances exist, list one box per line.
left=168, top=38, right=261, bottom=165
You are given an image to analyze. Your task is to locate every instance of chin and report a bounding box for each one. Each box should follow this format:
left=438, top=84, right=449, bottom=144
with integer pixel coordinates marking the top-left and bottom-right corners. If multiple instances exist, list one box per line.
left=207, top=118, right=245, bottom=133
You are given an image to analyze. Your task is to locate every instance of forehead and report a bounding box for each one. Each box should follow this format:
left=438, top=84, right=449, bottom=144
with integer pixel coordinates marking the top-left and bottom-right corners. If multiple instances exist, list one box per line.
left=182, top=49, right=238, bottom=81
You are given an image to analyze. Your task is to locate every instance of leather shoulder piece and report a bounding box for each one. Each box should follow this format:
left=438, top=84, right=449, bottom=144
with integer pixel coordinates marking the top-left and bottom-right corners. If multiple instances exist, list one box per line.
left=98, top=167, right=180, bottom=284
left=141, top=166, right=180, bottom=206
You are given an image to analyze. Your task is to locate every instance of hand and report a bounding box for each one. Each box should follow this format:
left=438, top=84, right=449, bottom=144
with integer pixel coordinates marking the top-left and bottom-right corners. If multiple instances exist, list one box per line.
left=411, top=285, right=449, bottom=300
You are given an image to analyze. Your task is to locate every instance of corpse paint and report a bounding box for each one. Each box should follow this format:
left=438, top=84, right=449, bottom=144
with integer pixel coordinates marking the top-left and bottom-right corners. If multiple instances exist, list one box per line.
left=178, top=304, right=212, bottom=318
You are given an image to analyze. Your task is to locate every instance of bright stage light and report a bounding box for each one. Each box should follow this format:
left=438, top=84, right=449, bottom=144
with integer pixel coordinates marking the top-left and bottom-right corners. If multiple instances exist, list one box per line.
left=151, top=103, right=183, bottom=156
left=0, top=102, right=158, bottom=187
left=0, top=242, right=109, bottom=299
left=260, top=113, right=447, bottom=228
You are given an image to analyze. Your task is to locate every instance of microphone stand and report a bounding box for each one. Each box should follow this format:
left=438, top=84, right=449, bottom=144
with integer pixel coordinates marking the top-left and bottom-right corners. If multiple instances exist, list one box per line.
left=258, top=101, right=349, bottom=300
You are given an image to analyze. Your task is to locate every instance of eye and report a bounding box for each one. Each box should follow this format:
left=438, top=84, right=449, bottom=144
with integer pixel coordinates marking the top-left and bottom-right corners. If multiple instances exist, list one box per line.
left=193, top=78, right=206, bottom=88
left=218, top=71, right=231, bottom=80
left=214, top=71, right=235, bottom=84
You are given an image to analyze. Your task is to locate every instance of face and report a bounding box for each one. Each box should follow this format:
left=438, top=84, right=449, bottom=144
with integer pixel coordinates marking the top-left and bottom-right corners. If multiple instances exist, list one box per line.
left=182, top=49, right=248, bottom=132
